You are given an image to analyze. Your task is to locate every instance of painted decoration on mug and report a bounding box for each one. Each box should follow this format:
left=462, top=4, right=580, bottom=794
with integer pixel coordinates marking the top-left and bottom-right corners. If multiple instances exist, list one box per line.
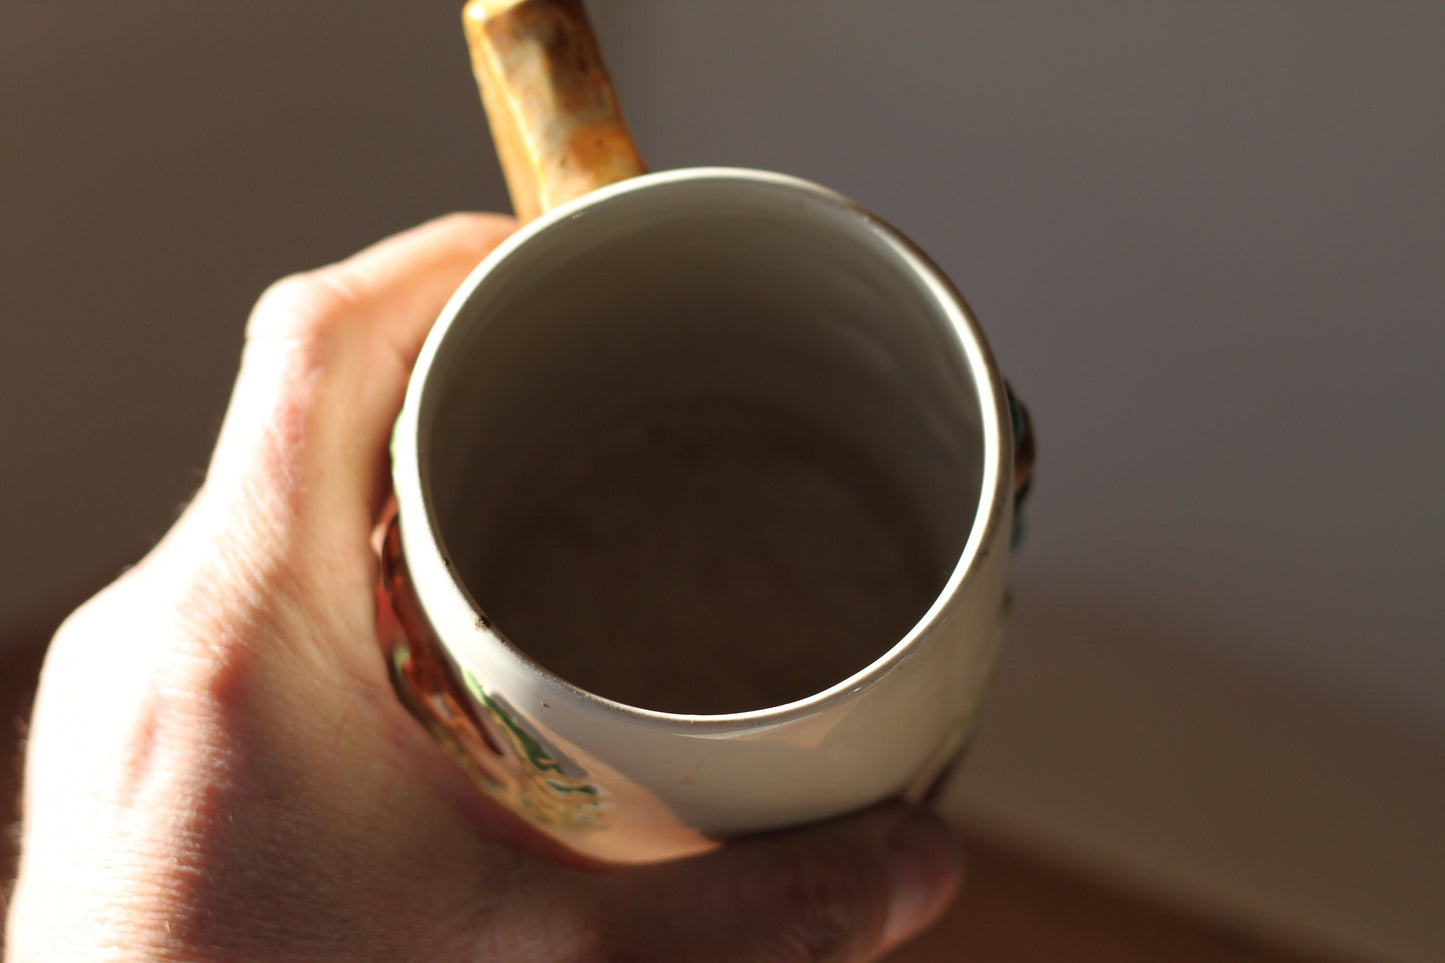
left=459, top=668, right=607, bottom=830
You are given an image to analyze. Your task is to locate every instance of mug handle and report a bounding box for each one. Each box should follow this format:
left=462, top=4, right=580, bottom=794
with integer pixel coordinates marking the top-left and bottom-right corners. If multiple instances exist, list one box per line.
left=463, top=0, right=647, bottom=223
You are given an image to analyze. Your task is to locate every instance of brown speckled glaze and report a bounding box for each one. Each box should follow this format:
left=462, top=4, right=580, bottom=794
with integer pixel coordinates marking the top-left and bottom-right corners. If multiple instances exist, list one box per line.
left=463, top=0, right=646, bottom=223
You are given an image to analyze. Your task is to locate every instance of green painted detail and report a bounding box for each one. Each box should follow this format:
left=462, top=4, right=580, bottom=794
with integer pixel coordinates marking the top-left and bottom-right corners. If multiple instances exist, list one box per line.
left=476, top=687, right=566, bottom=774
left=460, top=669, right=605, bottom=829
left=545, top=780, right=600, bottom=795
left=389, top=415, right=405, bottom=481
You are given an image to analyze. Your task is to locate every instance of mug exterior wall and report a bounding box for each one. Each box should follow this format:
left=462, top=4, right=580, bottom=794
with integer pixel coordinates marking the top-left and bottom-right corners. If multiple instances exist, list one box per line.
left=392, top=168, right=1015, bottom=863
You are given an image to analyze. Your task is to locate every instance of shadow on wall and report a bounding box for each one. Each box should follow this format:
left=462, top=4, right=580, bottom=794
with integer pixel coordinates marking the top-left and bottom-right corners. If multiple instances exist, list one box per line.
left=947, top=571, right=1445, bottom=963
left=0, top=2, right=512, bottom=632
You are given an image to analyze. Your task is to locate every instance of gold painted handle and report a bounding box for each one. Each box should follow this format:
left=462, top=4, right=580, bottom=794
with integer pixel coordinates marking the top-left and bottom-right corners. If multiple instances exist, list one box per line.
left=463, top=0, right=647, bottom=223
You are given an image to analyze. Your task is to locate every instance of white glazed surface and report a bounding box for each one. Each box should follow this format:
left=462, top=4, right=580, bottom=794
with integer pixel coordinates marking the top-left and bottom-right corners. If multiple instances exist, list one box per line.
left=392, top=168, right=1013, bottom=862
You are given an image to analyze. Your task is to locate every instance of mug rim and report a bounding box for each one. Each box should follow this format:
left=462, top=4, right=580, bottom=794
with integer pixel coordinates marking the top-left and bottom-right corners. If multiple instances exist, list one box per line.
left=392, top=166, right=1012, bottom=730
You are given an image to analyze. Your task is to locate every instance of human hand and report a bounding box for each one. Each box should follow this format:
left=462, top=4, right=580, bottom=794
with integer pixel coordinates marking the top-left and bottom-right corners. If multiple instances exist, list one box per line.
left=6, top=214, right=962, bottom=962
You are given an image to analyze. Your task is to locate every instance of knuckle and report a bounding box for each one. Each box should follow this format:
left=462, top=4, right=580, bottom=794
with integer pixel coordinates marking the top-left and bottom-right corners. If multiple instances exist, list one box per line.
left=433, top=209, right=513, bottom=239
left=46, top=577, right=156, bottom=680
left=50, top=591, right=108, bottom=650
left=763, top=848, right=888, bottom=962
left=247, top=269, right=358, bottom=346
left=433, top=209, right=489, bottom=233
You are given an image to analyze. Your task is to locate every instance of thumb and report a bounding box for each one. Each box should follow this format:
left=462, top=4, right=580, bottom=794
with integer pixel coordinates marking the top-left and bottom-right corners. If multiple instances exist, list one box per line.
left=615, top=805, right=962, bottom=963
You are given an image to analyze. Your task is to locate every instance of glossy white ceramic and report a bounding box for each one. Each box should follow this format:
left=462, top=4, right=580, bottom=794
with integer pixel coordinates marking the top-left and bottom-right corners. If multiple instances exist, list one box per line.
left=391, top=167, right=1015, bottom=863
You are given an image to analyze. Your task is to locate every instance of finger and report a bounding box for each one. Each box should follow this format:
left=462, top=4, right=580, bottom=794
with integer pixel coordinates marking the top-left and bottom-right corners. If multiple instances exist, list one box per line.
left=611, top=805, right=962, bottom=963
left=244, top=212, right=514, bottom=365
left=200, top=213, right=515, bottom=552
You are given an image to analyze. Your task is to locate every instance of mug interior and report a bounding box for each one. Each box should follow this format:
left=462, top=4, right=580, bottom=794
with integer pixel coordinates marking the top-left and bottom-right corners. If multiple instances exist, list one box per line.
left=417, top=173, right=987, bottom=714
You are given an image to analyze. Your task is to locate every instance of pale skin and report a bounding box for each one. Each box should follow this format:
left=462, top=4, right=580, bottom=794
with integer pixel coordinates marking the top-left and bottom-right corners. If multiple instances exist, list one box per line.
left=5, top=214, right=962, bottom=962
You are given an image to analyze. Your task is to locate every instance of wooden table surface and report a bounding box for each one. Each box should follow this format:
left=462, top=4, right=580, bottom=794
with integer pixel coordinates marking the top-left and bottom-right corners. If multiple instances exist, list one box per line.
left=0, top=611, right=1349, bottom=962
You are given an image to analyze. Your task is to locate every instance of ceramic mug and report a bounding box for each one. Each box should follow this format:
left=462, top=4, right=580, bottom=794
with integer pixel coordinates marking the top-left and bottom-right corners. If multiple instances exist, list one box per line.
left=381, top=0, right=1033, bottom=865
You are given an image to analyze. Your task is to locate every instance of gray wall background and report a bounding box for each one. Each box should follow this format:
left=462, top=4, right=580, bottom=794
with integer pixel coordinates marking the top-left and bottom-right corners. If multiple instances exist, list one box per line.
left=3, top=3, right=1442, bottom=960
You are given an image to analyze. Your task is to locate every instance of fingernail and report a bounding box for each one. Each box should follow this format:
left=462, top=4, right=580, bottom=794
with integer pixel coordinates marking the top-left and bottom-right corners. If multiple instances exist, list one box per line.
left=882, top=812, right=962, bottom=947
